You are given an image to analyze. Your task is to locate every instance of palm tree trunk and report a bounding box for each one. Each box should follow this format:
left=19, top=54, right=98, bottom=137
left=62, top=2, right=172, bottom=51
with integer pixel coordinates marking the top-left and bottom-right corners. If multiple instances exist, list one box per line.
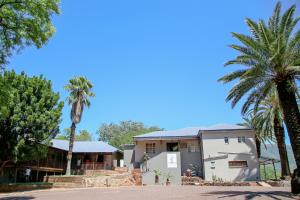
left=255, top=134, right=261, bottom=158
left=65, top=122, right=76, bottom=175
left=273, top=116, right=291, bottom=179
left=276, top=80, right=300, bottom=194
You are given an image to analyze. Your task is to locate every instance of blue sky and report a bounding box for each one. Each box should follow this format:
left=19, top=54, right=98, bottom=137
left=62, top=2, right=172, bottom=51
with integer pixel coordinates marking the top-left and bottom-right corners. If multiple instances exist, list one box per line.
left=7, top=0, right=300, bottom=140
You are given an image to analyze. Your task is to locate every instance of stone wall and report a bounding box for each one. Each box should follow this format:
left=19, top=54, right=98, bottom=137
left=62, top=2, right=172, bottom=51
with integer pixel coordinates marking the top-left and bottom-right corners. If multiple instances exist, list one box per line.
left=44, top=171, right=136, bottom=188
left=0, top=183, right=53, bottom=193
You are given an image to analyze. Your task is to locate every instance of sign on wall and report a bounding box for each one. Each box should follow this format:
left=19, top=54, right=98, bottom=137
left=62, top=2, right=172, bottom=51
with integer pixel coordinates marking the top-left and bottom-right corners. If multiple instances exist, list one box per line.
left=167, top=153, right=177, bottom=168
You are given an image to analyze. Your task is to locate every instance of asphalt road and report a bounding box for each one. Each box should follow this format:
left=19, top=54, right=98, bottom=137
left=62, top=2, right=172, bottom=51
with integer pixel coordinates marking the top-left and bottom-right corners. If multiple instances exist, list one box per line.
left=0, top=186, right=298, bottom=200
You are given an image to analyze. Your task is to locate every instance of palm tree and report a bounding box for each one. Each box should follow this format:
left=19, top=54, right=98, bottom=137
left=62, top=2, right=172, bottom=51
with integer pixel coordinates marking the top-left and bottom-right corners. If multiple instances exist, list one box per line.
left=218, top=2, right=300, bottom=193
left=238, top=114, right=271, bottom=159
left=64, top=76, right=95, bottom=175
left=254, top=92, right=291, bottom=179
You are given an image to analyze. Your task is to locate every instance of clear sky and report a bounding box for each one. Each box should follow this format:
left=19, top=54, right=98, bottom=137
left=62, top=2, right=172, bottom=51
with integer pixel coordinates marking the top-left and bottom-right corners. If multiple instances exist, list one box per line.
left=6, top=0, right=300, bottom=140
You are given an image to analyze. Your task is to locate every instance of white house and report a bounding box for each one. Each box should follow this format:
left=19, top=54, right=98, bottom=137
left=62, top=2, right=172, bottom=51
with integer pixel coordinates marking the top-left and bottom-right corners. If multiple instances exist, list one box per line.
left=124, top=124, right=260, bottom=185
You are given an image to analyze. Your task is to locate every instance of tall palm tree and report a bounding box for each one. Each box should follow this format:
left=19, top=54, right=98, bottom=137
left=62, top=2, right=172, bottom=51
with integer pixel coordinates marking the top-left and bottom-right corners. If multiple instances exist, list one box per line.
left=218, top=3, right=300, bottom=193
left=64, top=76, right=95, bottom=175
left=255, top=92, right=291, bottom=179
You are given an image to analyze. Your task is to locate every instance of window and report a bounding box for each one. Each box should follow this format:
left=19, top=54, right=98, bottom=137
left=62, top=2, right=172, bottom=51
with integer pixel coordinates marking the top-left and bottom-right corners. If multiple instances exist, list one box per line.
left=166, top=143, right=179, bottom=152
left=242, top=136, right=246, bottom=143
left=187, top=143, right=198, bottom=152
left=97, top=154, right=104, bottom=163
left=180, top=143, right=187, bottom=149
left=210, top=161, right=215, bottom=169
left=224, top=137, right=229, bottom=144
left=146, top=143, right=156, bottom=154
left=228, top=161, right=248, bottom=168
left=238, top=136, right=246, bottom=143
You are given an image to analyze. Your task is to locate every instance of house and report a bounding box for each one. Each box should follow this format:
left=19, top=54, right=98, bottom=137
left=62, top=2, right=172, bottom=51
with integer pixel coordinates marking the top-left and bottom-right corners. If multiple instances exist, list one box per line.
left=0, top=140, right=122, bottom=183
left=124, top=124, right=259, bottom=185
left=51, top=139, right=122, bottom=171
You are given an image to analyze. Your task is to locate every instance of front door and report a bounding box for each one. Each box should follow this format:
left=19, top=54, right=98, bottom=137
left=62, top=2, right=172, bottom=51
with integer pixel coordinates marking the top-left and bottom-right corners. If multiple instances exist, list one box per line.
left=166, top=142, right=179, bottom=152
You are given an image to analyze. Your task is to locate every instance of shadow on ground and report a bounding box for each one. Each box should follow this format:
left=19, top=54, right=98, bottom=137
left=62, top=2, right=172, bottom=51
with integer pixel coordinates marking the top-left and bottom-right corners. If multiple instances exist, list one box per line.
left=206, top=190, right=296, bottom=200
left=0, top=197, right=35, bottom=200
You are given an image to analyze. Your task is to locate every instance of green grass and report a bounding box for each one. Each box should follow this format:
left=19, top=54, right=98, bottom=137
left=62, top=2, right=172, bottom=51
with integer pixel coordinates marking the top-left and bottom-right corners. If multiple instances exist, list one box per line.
left=260, top=165, right=281, bottom=180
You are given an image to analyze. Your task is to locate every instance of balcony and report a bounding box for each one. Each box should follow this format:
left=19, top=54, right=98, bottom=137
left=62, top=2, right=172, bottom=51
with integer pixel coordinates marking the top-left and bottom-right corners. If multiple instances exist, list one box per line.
left=81, top=162, right=105, bottom=170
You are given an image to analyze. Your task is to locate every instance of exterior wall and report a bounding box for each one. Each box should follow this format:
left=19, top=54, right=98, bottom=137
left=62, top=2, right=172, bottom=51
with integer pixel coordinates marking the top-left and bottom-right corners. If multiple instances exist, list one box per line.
left=72, top=153, right=115, bottom=170
left=134, top=140, right=163, bottom=163
left=124, top=145, right=135, bottom=169
left=179, top=140, right=202, bottom=176
left=202, top=130, right=259, bottom=182
left=133, top=139, right=202, bottom=178
left=104, top=154, right=111, bottom=169
left=142, top=152, right=181, bottom=185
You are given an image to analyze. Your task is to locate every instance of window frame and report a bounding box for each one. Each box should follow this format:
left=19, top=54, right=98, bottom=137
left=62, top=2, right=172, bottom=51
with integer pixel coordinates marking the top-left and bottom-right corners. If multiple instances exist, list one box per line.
left=146, top=143, right=156, bottom=154
left=238, top=136, right=246, bottom=143
left=241, top=136, right=246, bottom=143
left=187, top=142, right=198, bottom=153
left=228, top=160, right=248, bottom=168
left=210, top=161, right=215, bottom=169
left=224, top=137, right=229, bottom=144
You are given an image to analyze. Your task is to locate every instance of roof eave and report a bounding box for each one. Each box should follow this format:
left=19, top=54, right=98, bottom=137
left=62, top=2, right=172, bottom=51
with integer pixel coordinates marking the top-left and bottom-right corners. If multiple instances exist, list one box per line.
left=134, top=136, right=199, bottom=141
left=201, top=128, right=252, bottom=132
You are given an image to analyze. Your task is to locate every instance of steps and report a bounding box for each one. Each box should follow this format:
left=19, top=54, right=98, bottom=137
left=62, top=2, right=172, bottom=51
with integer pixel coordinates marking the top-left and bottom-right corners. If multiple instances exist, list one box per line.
left=257, top=181, right=272, bottom=187
left=132, top=169, right=142, bottom=186
left=53, top=182, right=83, bottom=188
left=182, top=176, right=203, bottom=185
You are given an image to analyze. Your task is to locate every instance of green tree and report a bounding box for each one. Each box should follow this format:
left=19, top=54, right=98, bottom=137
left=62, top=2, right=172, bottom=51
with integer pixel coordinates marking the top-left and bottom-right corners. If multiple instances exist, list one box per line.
left=98, top=120, right=162, bottom=149
left=0, top=70, right=63, bottom=172
left=0, top=0, right=60, bottom=68
left=0, top=78, right=10, bottom=119
left=64, top=76, right=95, bottom=175
left=77, top=130, right=92, bottom=141
left=218, top=3, right=300, bottom=193
left=55, top=128, right=92, bottom=141
left=238, top=114, right=272, bottom=158
left=55, top=128, right=72, bottom=140
left=254, top=92, right=291, bottom=179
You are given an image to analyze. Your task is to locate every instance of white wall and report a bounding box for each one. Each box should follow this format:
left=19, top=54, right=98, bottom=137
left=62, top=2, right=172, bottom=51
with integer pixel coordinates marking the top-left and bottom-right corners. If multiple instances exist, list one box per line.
left=202, top=130, right=259, bottom=181
left=134, top=139, right=202, bottom=176
left=134, top=140, right=164, bottom=163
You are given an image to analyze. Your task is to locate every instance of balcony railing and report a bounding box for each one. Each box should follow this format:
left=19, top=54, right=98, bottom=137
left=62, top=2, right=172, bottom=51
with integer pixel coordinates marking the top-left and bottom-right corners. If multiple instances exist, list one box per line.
left=81, top=162, right=105, bottom=170
left=20, top=159, right=65, bottom=170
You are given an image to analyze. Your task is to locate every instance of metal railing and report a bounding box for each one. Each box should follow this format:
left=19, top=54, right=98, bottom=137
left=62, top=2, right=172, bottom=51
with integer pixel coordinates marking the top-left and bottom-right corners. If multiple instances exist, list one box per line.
left=81, top=162, right=105, bottom=170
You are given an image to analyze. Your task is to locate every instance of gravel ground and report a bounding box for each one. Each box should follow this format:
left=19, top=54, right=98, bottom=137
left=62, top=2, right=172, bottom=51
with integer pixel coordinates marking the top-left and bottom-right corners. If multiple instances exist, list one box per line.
left=0, top=186, right=298, bottom=200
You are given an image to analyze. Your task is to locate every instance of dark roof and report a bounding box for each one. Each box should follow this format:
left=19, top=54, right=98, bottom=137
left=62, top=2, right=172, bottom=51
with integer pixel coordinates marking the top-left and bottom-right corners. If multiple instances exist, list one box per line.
left=51, top=139, right=120, bottom=153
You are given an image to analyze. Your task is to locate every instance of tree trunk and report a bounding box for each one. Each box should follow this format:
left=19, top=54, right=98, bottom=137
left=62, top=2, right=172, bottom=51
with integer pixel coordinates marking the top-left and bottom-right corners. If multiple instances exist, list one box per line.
left=255, top=135, right=261, bottom=158
left=0, top=160, right=10, bottom=176
left=276, top=80, right=300, bottom=194
left=65, top=122, right=76, bottom=176
left=273, top=116, right=291, bottom=179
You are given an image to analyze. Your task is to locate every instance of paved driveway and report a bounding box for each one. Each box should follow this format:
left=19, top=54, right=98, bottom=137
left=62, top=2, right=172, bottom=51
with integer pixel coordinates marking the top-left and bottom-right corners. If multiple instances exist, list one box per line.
left=0, top=186, right=298, bottom=200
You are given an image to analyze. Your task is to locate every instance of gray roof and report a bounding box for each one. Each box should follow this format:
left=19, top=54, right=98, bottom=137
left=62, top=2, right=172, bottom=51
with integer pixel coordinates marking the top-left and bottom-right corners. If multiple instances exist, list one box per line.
left=50, top=139, right=119, bottom=153
left=201, top=124, right=250, bottom=131
left=134, top=124, right=250, bottom=140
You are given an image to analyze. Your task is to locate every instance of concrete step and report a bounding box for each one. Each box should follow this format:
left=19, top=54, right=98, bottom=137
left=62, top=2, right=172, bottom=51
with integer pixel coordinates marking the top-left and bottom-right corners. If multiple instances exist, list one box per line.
left=131, top=168, right=142, bottom=186
left=257, top=181, right=272, bottom=187
left=53, top=182, right=84, bottom=188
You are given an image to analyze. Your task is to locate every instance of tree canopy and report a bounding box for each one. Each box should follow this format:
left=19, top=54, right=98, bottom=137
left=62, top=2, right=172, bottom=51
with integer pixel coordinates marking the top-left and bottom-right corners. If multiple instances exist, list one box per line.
left=55, top=128, right=92, bottom=141
left=219, top=2, right=300, bottom=193
left=0, top=70, right=64, bottom=163
left=98, top=120, right=163, bottom=149
left=0, top=0, right=60, bottom=68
